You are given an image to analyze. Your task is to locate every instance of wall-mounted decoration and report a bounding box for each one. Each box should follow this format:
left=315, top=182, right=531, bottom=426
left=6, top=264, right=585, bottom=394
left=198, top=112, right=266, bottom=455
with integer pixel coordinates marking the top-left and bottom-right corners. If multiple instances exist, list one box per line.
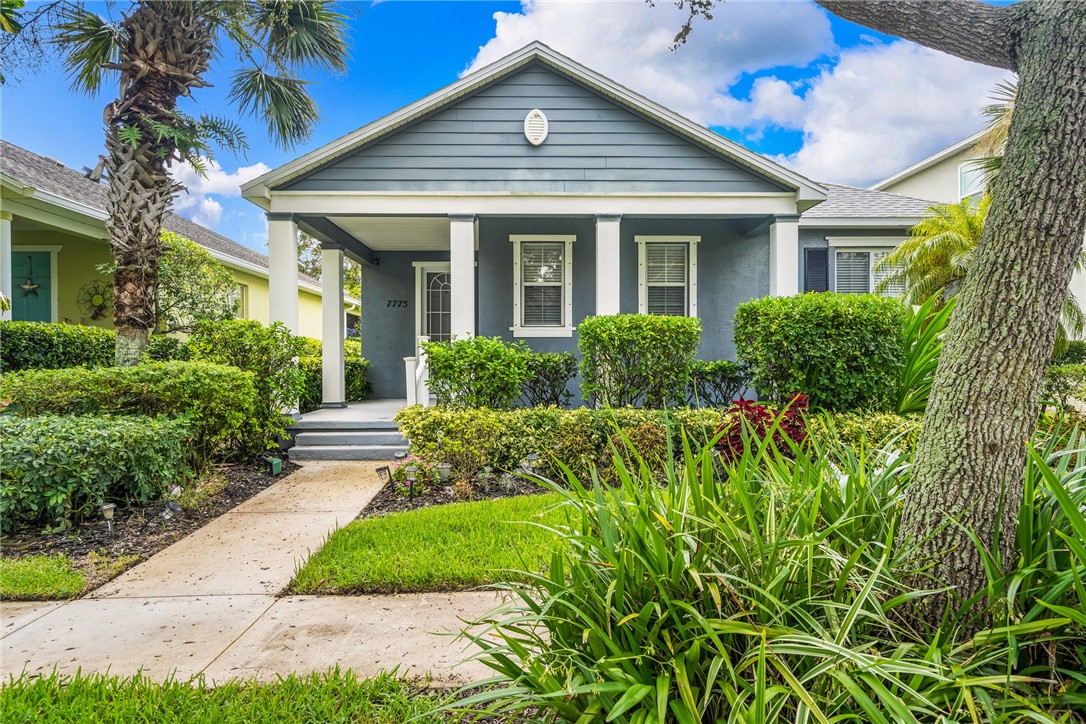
left=78, top=279, right=114, bottom=320
left=19, top=255, right=40, bottom=297
left=524, top=108, right=549, bottom=146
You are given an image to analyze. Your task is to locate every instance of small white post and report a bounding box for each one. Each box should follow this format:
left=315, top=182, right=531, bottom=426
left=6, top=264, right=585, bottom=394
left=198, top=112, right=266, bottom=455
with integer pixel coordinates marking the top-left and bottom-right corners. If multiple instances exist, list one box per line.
left=769, top=215, right=800, bottom=297
left=321, top=247, right=346, bottom=407
left=0, top=212, right=11, bottom=321
left=416, top=336, right=430, bottom=408
left=268, top=213, right=299, bottom=332
left=449, top=214, right=476, bottom=337
left=404, top=357, right=419, bottom=406
left=595, top=214, right=621, bottom=315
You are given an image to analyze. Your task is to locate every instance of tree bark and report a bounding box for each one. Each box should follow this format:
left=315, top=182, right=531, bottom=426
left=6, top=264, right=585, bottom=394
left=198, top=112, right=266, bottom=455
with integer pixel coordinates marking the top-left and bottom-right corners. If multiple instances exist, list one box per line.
left=104, top=1, right=213, bottom=365
left=818, top=0, right=1086, bottom=621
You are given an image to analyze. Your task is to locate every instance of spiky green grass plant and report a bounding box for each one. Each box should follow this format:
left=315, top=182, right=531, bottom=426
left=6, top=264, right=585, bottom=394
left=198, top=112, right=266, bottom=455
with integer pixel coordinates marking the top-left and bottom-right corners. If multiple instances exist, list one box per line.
left=456, top=419, right=1086, bottom=722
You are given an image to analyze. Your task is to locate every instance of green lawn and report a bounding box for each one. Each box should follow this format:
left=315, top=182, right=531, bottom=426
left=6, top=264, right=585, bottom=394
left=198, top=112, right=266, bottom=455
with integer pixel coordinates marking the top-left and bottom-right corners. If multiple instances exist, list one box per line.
left=0, top=554, right=85, bottom=600
left=0, top=670, right=457, bottom=723
left=292, top=493, right=567, bottom=594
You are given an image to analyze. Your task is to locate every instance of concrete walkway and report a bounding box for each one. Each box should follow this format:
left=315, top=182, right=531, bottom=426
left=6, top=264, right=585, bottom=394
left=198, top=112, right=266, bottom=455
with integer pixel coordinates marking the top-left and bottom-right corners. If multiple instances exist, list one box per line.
left=1, top=462, right=498, bottom=685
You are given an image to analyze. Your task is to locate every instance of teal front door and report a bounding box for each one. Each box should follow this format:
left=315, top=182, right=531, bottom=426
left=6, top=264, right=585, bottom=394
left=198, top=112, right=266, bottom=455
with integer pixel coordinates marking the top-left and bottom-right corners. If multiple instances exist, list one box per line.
left=10, top=252, right=52, bottom=322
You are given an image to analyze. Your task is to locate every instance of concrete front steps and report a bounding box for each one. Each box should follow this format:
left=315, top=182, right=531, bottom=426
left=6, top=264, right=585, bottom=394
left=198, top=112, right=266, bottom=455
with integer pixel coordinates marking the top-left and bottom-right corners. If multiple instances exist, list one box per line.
left=288, top=419, right=408, bottom=461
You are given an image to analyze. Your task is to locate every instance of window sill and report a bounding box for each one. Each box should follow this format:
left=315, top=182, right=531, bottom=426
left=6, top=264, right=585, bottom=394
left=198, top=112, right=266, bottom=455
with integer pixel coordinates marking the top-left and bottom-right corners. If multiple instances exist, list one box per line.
left=511, top=326, right=574, bottom=338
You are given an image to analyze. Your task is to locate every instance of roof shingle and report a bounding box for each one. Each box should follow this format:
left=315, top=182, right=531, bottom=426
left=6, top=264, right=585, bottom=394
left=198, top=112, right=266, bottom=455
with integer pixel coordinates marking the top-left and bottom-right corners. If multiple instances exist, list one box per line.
left=802, top=183, right=935, bottom=219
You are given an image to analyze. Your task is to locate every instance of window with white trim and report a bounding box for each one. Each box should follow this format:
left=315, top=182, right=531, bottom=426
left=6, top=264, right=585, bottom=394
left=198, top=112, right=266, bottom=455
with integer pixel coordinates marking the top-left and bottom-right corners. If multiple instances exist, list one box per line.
left=511, top=235, right=574, bottom=337
left=959, top=161, right=986, bottom=200
left=834, top=249, right=904, bottom=297
left=636, top=236, right=698, bottom=316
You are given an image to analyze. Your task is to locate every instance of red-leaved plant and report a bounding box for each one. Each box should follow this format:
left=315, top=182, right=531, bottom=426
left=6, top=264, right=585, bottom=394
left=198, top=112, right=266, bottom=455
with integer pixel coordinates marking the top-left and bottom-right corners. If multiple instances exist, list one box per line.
left=716, top=394, right=809, bottom=464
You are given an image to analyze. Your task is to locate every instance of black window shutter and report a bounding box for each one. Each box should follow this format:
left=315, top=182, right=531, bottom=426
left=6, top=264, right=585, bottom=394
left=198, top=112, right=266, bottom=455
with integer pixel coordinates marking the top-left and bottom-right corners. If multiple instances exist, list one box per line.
left=804, top=248, right=829, bottom=292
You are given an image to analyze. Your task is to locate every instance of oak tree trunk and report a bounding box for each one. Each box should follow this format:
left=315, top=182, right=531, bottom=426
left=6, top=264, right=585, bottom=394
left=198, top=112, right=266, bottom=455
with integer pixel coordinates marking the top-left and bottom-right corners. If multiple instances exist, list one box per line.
left=819, top=0, right=1086, bottom=621
left=103, top=1, right=213, bottom=365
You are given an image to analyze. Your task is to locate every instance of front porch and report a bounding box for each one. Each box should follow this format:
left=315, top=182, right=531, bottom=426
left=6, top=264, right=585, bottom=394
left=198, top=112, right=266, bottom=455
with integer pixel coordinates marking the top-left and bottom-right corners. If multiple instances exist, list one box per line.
left=288, top=399, right=410, bottom=461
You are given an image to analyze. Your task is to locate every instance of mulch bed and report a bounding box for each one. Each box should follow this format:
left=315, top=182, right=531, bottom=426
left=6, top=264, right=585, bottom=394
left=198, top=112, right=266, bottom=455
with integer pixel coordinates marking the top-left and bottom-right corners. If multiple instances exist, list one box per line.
left=0, top=456, right=299, bottom=596
left=360, top=471, right=549, bottom=518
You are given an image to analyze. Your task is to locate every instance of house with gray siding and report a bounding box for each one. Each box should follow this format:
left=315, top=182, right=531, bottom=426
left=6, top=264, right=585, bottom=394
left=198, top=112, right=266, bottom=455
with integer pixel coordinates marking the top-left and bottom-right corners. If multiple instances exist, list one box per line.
left=242, top=42, right=933, bottom=405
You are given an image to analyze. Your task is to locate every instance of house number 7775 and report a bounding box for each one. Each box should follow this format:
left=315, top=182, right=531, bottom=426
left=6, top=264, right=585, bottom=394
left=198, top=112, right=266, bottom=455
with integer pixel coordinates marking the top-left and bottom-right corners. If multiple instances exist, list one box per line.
left=386, top=299, right=408, bottom=308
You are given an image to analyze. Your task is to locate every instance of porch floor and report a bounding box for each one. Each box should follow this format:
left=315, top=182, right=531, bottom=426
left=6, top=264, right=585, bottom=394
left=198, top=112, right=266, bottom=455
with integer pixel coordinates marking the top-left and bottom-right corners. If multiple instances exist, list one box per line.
left=297, top=399, right=408, bottom=424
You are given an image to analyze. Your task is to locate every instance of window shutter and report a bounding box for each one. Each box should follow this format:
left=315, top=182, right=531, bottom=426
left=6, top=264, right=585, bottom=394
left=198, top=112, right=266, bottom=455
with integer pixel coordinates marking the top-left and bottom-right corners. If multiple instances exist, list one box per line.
left=804, top=248, right=829, bottom=292
left=872, top=251, right=905, bottom=298
left=835, top=251, right=871, bottom=294
left=521, top=242, right=565, bottom=326
left=645, top=243, right=688, bottom=315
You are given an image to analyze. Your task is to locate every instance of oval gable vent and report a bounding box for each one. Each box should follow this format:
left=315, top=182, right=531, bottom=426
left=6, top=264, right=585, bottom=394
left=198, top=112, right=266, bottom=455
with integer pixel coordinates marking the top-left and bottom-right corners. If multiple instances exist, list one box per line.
left=524, top=109, right=548, bottom=146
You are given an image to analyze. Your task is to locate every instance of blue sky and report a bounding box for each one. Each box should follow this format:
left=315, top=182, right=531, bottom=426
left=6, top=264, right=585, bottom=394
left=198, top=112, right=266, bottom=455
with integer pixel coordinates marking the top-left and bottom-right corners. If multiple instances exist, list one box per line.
left=0, top=0, right=1009, bottom=253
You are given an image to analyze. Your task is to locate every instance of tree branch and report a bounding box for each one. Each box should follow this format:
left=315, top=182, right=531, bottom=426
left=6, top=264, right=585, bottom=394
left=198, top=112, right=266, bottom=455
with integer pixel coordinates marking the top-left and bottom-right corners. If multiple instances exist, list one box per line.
left=815, top=0, right=1017, bottom=71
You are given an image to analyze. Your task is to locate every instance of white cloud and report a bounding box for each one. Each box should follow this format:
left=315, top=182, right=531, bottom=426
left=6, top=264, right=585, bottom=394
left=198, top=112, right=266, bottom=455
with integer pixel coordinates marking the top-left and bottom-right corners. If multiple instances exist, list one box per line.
left=780, top=41, right=1009, bottom=186
left=466, top=0, right=834, bottom=127
left=171, top=158, right=270, bottom=229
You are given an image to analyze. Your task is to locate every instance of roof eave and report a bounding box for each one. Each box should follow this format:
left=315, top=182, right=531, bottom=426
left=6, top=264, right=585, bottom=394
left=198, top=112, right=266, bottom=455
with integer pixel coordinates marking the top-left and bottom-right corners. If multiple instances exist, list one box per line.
left=870, top=130, right=985, bottom=191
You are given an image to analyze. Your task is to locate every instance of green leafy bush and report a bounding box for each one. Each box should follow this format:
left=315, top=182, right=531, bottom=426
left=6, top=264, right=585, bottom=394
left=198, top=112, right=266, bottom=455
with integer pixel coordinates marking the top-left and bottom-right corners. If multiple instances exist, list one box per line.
left=687, top=359, right=747, bottom=406
left=0, top=321, right=114, bottom=371
left=422, top=337, right=529, bottom=409
left=1053, top=339, right=1086, bottom=364
left=298, top=355, right=371, bottom=413
left=520, top=352, right=577, bottom=408
left=0, top=362, right=257, bottom=462
left=578, top=314, right=701, bottom=407
left=187, top=319, right=306, bottom=452
left=734, top=293, right=908, bottom=411
left=0, top=415, right=190, bottom=533
left=1043, top=364, right=1086, bottom=407
left=460, top=423, right=1086, bottom=721
left=807, top=410, right=922, bottom=452
left=144, top=335, right=190, bottom=361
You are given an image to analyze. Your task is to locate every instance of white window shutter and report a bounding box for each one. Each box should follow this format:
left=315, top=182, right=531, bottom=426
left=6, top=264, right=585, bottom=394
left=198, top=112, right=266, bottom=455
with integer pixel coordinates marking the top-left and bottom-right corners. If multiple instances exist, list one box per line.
left=835, top=251, right=871, bottom=294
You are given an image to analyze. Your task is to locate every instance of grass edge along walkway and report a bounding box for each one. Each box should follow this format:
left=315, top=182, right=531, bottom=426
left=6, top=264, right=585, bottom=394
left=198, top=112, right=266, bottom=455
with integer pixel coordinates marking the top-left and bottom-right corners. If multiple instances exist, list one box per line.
left=291, top=493, right=566, bottom=594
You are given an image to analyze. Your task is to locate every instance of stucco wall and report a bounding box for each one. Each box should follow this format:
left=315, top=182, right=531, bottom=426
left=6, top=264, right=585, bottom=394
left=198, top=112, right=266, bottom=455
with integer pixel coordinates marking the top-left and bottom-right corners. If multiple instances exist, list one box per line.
left=878, top=147, right=978, bottom=204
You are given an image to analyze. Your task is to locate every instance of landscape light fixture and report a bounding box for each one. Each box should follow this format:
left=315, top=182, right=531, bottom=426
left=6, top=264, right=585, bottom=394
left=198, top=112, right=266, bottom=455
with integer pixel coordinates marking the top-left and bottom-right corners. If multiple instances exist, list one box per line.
left=100, top=503, right=116, bottom=538
left=523, top=452, right=540, bottom=473
left=263, top=456, right=283, bottom=476
left=376, top=465, right=391, bottom=483
left=405, top=465, right=419, bottom=482
left=161, top=501, right=182, bottom=522
left=394, top=451, right=407, bottom=462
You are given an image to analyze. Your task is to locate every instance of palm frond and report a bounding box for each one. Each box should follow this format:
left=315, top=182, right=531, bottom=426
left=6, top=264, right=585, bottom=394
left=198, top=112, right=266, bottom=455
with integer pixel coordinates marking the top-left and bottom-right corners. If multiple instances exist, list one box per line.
left=51, top=4, right=123, bottom=94
left=253, top=0, right=349, bottom=72
left=228, top=67, right=317, bottom=148
left=975, top=79, right=1016, bottom=159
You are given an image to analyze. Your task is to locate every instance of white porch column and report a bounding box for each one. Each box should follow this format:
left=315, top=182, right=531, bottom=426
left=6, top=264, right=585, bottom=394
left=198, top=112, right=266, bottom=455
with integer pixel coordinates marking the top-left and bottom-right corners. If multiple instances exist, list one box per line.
left=595, top=214, right=621, bottom=315
left=321, top=247, right=346, bottom=407
left=769, top=215, right=800, bottom=297
left=0, top=212, right=11, bottom=321
left=267, top=213, right=299, bottom=333
left=449, top=214, right=476, bottom=337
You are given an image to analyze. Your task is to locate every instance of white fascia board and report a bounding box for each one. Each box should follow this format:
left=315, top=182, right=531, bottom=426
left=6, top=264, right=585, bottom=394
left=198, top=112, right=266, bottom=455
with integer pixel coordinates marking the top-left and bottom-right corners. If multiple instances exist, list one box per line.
left=826, top=236, right=906, bottom=247
left=799, top=216, right=922, bottom=229
left=870, top=130, right=985, bottom=191
left=269, top=192, right=799, bottom=217
left=243, top=42, right=827, bottom=204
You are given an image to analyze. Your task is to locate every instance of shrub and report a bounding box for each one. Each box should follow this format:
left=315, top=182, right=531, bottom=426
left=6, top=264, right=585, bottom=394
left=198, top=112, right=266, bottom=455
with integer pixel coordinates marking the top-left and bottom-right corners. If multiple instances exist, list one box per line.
left=461, top=424, right=1086, bottom=721
left=298, top=356, right=371, bottom=413
left=716, top=394, right=808, bottom=463
left=0, top=362, right=257, bottom=462
left=687, top=359, right=747, bottom=406
left=423, top=337, right=529, bottom=409
left=734, top=293, right=908, bottom=411
left=0, top=321, right=114, bottom=371
left=1043, top=364, right=1086, bottom=408
left=0, top=415, right=190, bottom=533
left=578, top=314, right=700, bottom=407
left=1054, top=339, right=1086, bottom=364
left=187, top=319, right=306, bottom=452
left=807, top=410, right=922, bottom=453
left=145, top=335, right=190, bottom=361
left=520, top=352, right=576, bottom=407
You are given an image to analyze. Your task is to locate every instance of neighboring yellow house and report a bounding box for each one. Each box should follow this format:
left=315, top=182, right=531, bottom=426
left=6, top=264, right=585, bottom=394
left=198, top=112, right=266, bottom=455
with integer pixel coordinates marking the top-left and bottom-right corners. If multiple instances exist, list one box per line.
left=0, top=141, right=358, bottom=338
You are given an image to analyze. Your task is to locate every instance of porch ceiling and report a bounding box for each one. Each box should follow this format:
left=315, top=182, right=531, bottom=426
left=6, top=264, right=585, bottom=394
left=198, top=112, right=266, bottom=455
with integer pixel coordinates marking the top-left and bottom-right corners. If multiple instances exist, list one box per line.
left=329, top=216, right=450, bottom=251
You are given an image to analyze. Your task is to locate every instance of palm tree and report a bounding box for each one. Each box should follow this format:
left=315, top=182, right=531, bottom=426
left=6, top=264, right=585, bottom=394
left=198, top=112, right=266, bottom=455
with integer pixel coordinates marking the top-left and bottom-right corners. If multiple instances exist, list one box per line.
left=5, top=1, right=348, bottom=363
left=877, top=194, right=1085, bottom=355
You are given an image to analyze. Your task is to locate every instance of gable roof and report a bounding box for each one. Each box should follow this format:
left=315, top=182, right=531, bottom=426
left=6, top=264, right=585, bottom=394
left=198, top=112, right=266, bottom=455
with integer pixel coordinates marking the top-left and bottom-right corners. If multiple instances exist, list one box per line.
left=801, top=183, right=934, bottom=221
left=242, top=42, right=828, bottom=207
left=0, top=140, right=324, bottom=290
left=870, top=131, right=984, bottom=192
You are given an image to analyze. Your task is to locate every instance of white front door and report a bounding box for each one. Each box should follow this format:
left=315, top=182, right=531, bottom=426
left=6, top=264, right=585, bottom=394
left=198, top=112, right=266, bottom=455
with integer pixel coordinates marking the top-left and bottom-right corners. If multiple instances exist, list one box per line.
left=415, top=263, right=452, bottom=342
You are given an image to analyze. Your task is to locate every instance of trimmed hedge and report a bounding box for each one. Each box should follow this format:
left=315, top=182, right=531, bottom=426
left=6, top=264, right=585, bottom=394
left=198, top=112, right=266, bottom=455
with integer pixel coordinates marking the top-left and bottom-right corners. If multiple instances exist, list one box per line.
left=395, top=404, right=919, bottom=483
left=423, top=336, right=529, bottom=409
left=145, top=335, right=190, bottom=361
left=0, top=321, right=114, bottom=371
left=579, top=314, right=701, bottom=407
left=688, top=360, right=748, bottom=406
left=0, top=415, right=190, bottom=533
left=0, top=362, right=257, bottom=462
left=521, top=352, right=577, bottom=407
left=299, top=356, right=371, bottom=413
left=734, top=293, right=908, bottom=411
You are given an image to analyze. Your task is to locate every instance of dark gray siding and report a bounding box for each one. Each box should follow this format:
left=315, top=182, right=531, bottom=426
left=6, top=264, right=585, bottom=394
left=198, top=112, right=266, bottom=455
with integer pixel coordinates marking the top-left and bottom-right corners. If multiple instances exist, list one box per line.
left=361, top=250, right=451, bottom=399
left=285, top=64, right=787, bottom=194
left=799, top=228, right=906, bottom=293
